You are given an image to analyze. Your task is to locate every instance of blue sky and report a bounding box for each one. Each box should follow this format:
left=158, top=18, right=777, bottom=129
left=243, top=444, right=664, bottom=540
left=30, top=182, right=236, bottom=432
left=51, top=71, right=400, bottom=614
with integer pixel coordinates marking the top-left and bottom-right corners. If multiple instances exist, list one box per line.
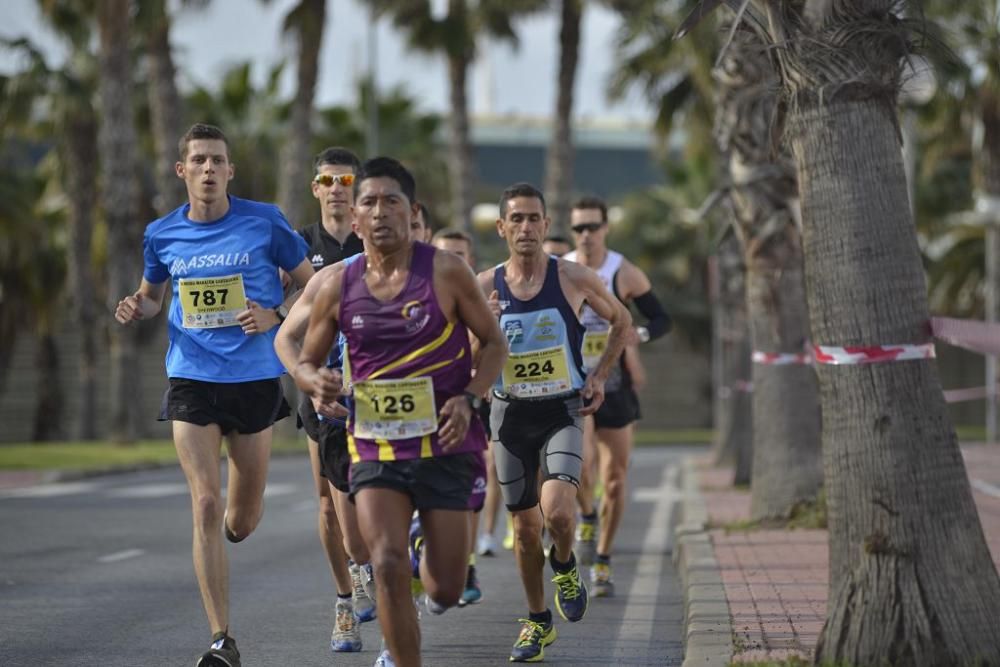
left=1, top=0, right=653, bottom=123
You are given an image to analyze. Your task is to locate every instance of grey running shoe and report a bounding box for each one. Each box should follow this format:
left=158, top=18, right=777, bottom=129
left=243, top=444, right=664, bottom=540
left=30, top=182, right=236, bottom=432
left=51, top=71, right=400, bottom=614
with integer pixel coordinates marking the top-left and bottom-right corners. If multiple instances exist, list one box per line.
left=591, top=562, right=615, bottom=598
left=374, top=648, right=397, bottom=667
left=331, top=598, right=362, bottom=652
left=196, top=632, right=240, bottom=667
left=575, top=518, right=597, bottom=566
left=350, top=561, right=377, bottom=622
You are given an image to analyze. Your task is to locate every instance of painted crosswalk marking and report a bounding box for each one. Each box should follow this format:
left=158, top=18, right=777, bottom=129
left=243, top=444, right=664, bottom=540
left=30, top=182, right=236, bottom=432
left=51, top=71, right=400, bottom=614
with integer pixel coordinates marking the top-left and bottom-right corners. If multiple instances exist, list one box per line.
left=97, top=549, right=146, bottom=563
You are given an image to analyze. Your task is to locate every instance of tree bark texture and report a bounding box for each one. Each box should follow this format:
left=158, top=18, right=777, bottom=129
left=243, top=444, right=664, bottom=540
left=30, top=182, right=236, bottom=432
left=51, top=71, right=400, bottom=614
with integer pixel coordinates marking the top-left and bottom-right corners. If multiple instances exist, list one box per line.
left=447, top=49, right=474, bottom=232
left=276, top=0, right=326, bottom=228
left=712, top=235, right=753, bottom=481
left=714, top=30, right=822, bottom=520
left=63, top=110, right=101, bottom=440
left=99, top=0, right=143, bottom=444
left=31, top=333, right=63, bottom=442
left=790, top=99, right=1000, bottom=665
left=544, top=0, right=581, bottom=233
left=145, top=0, right=186, bottom=215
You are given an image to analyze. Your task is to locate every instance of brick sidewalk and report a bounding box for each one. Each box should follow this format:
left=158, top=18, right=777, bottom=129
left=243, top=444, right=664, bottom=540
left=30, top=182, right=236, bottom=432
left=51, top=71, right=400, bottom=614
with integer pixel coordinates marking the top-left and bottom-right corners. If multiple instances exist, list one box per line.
left=697, top=444, right=1000, bottom=664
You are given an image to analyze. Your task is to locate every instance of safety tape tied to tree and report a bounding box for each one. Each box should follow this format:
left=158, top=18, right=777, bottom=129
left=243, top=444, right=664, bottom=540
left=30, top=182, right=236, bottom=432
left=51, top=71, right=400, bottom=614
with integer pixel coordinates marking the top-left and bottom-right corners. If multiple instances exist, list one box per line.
left=812, top=343, right=936, bottom=365
left=752, top=351, right=813, bottom=365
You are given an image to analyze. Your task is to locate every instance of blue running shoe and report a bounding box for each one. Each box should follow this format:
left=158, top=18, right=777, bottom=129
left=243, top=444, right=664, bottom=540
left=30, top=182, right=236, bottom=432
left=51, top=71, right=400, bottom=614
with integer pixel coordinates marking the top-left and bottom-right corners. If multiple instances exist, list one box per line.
left=350, top=561, right=377, bottom=623
left=330, top=598, right=362, bottom=652
left=458, top=564, right=482, bottom=607
left=509, top=618, right=557, bottom=662
left=552, top=561, right=589, bottom=622
left=373, top=648, right=396, bottom=667
left=408, top=515, right=424, bottom=579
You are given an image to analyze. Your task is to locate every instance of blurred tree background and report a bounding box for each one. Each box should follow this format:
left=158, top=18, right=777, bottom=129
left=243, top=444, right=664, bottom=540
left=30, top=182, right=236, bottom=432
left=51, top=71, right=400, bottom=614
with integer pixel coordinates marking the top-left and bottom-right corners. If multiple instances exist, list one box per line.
left=0, top=0, right=994, bottom=441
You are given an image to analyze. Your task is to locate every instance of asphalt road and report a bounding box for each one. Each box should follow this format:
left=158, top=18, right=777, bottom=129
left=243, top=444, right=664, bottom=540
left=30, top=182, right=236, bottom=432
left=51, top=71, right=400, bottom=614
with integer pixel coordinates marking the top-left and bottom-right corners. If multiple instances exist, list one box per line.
left=0, top=446, right=692, bottom=666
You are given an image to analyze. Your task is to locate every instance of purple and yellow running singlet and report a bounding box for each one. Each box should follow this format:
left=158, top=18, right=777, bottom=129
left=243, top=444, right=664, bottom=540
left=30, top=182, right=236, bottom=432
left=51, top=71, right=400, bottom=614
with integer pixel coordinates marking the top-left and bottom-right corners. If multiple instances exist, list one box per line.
left=339, top=242, right=486, bottom=462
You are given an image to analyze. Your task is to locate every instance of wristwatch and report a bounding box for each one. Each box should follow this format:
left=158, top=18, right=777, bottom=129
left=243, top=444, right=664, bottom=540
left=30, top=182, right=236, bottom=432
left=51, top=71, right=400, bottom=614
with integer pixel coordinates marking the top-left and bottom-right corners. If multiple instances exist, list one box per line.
left=636, top=326, right=650, bottom=343
left=275, top=304, right=289, bottom=323
left=464, top=391, right=484, bottom=412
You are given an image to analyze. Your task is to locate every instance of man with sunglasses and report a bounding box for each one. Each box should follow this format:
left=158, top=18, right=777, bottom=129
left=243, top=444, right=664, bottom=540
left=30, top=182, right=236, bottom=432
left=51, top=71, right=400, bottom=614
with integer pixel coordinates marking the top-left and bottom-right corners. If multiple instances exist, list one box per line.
left=564, top=196, right=671, bottom=598
left=114, top=123, right=314, bottom=667
left=292, top=147, right=377, bottom=652
left=481, top=183, right=632, bottom=662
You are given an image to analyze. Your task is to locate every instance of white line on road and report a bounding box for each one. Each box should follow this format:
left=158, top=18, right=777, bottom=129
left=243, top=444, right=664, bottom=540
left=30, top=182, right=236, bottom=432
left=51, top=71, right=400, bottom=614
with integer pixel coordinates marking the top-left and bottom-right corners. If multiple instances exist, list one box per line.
left=106, top=483, right=190, bottom=499
left=98, top=549, right=145, bottom=563
left=0, top=481, right=99, bottom=500
left=972, top=478, right=1000, bottom=498
left=617, top=463, right=679, bottom=651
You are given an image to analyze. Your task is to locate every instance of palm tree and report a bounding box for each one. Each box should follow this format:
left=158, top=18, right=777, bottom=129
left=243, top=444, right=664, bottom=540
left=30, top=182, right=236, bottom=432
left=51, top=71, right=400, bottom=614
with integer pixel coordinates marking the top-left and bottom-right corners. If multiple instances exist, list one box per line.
left=271, top=0, right=327, bottom=227
left=544, top=0, right=582, bottom=233
left=136, top=0, right=188, bottom=214
left=713, top=27, right=822, bottom=520
left=2, top=16, right=103, bottom=439
left=682, top=1, right=1000, bottom=661
left=98, top=0, right=144, bottom=443
left=366, top=0, right=546, bottom=230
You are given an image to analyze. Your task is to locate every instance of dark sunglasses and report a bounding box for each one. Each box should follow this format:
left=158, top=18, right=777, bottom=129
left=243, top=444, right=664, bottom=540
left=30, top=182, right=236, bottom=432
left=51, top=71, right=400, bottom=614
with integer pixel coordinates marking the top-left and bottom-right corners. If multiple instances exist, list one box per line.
left=571, top=222, right=605, bottom=234
left=313, top=173, right=355, bottom=187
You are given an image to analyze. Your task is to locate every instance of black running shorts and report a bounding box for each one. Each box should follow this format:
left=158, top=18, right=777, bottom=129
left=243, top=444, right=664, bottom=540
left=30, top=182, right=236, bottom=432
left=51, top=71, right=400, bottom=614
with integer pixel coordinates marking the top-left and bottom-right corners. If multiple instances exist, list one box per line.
left=593, top=387, right=641, bottom=429
left=158, top=377, right=290, bottom=435
left=350, top=453, right=478, bottom=511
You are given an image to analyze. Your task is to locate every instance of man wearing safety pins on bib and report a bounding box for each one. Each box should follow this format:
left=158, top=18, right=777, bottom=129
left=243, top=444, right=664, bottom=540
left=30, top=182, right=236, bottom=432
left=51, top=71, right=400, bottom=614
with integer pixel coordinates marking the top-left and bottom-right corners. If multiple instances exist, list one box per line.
left=477, top=182, right=631, bottom=663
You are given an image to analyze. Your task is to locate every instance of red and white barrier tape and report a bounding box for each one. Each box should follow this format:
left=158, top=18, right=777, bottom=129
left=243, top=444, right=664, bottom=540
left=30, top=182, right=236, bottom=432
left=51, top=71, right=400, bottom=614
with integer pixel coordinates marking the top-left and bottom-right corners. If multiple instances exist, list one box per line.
left=752, top=351, right=812, bottom=366
left=813, top=343, right=936, bottom=365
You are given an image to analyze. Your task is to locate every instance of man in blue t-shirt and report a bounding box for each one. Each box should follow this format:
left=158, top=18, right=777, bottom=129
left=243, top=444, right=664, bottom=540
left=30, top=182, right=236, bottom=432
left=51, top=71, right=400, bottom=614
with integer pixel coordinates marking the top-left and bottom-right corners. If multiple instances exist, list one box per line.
left=114, top=123, right=313, bottom=667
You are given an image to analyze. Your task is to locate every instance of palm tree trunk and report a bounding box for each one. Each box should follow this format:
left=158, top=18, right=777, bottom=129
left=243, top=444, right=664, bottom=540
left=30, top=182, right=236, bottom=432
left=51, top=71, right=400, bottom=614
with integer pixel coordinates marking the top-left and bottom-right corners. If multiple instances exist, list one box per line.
left=145, top=0, right=186, bottom=215
left=790, top=98, right=1000, bottom=665
left=31, top=331, right=63, bottom=442
left=544, top=0, right=581, bottom=233
left=447, top=48, right=474, bottom=232
left=63, top=110, right=101, bottom=440
left=99, top=0, right=143, bottom=444
left=276, top=0, right=326, bottom=227
left=745, top=256, right=821, bottom=518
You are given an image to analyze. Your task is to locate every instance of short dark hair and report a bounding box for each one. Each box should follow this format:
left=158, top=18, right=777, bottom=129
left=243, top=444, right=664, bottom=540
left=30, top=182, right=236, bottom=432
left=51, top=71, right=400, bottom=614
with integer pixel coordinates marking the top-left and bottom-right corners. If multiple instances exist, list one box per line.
left=417, top=202, right=432, bottom=229
left=355, top=156, right=416, bottom=204
left=544, top=234, right=570, bottom=245
left=179, top=123, right=229, bottom=160
left=572, top=196, right=608, bottom=222
left=433, top=227, right=473, bottom=246
left=499, top=182, right=546, bottom=218
left=314, top=147, right=361, bottom=173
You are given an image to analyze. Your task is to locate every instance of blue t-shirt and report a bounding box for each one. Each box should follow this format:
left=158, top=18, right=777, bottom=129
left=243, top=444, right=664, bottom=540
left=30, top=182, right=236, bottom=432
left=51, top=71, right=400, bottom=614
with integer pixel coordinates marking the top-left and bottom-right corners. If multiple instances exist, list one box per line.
left=143, top=196, right=309, bottom=382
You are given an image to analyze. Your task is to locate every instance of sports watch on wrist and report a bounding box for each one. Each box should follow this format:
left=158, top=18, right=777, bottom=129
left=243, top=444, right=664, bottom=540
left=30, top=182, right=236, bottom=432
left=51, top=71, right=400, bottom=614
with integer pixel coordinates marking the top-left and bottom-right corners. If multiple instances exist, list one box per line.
left=275, top=304, right=289, bottom=323
left=464, top=391, right=484, bottom=412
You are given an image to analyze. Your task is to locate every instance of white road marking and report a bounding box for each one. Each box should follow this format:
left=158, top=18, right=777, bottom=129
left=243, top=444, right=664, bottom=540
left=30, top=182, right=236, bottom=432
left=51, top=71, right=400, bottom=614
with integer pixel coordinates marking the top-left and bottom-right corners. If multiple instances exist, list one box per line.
left=97, top=549, right=145, bottom=563
left=106, top=483, right=190, bottom=499
left=616, top=463, right=679, bottom=650
left=262, top=483, right=298, bottom=498
left=972, top=478, right=1000, bottom=498
left=0, top=481, right=99, bottom=499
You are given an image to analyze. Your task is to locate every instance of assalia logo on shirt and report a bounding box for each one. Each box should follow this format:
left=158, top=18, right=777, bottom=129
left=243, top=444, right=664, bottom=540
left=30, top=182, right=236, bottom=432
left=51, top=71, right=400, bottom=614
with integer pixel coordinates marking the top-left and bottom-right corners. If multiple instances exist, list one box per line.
left=170, top=253, right=250, bottom=276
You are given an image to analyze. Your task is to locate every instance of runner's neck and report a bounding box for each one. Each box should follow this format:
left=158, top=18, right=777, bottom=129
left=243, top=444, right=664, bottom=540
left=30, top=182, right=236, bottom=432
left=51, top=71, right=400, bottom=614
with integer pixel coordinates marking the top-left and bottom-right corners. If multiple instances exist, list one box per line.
left=506, top=252, right=550, bottom=286
left=187, top=195, right=231, bottom=223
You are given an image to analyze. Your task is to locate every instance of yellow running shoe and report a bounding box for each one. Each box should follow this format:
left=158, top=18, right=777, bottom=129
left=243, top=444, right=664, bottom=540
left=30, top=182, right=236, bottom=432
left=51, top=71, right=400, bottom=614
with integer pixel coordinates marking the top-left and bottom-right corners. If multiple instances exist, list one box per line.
left=509, top=618, right=557, bottom=662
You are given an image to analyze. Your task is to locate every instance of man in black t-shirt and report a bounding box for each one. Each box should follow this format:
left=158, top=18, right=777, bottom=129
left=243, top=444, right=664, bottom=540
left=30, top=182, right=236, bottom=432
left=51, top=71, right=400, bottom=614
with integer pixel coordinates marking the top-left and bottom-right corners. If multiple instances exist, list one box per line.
left=295, top=147, right=375, bottom=652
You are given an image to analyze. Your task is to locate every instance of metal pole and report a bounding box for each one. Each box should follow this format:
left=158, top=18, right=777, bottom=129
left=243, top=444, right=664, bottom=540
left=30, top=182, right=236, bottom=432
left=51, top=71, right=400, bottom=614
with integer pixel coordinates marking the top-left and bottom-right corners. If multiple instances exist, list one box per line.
left=986, top=223, right=997, bottom=444
left=365, top=7, right=379, bottom=157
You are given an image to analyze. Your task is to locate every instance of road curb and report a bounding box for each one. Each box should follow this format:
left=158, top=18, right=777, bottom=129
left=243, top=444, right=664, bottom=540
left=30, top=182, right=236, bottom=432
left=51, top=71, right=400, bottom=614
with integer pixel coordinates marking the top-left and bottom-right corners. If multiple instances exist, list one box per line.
left=675, top=457, right=732, bottom=667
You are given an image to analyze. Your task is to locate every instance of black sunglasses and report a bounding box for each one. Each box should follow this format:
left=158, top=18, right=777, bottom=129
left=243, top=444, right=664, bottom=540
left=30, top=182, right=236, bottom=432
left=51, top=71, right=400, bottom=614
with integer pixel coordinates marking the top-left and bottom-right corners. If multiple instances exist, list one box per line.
left=571, top=222, right=605, bottom=234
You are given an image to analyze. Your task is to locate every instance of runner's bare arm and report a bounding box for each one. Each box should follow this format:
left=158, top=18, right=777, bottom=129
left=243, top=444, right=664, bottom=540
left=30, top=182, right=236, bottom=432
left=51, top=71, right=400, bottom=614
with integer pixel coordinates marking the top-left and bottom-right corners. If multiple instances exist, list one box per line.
left=114, top=278, right=168, bottom=324
left=295, top=273, right=344, bottom=405
left=274, top=264, right=342, bottom=375
left=448, top=259, right=507, bottom=398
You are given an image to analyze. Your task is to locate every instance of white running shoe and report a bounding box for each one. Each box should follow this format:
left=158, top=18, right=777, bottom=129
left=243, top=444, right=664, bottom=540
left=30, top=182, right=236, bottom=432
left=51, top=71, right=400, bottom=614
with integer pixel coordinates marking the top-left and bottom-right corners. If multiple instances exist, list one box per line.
left=477, top=533, right=498, bottom=557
